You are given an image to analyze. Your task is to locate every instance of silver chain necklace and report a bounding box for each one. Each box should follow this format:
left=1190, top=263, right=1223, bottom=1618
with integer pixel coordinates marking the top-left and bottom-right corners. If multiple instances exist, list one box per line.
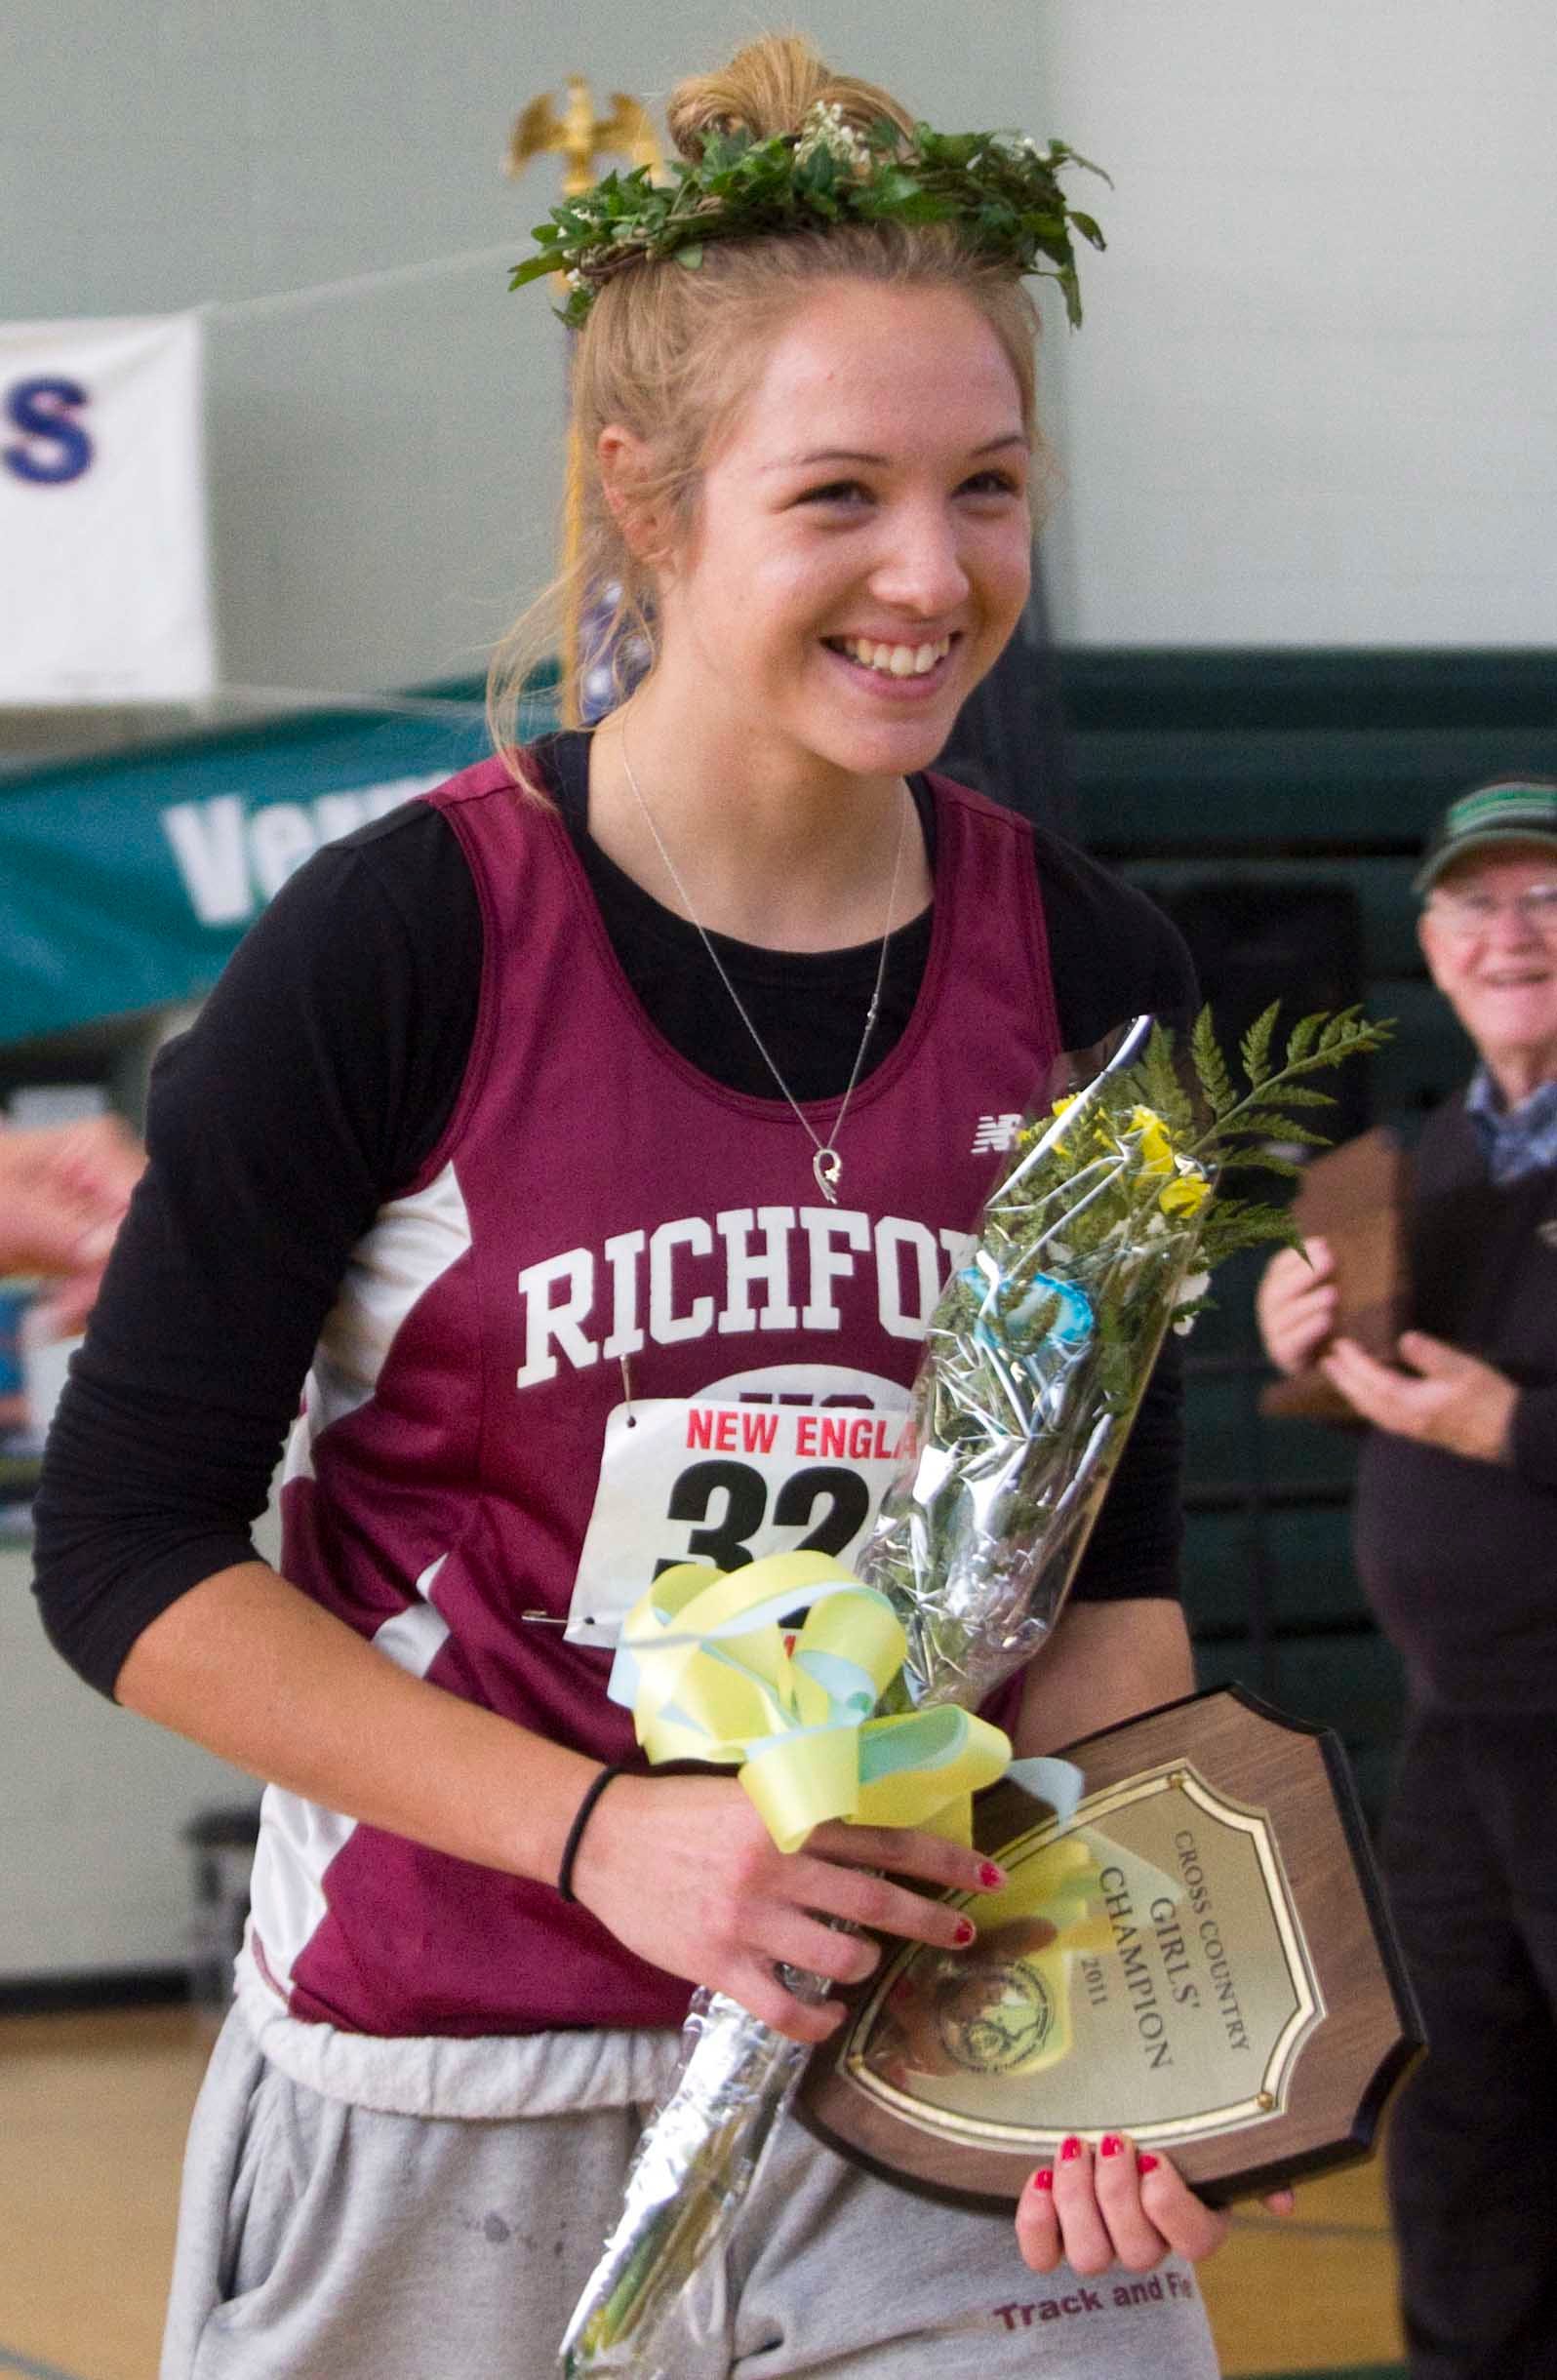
left=617, top=733, right=910, bottom=1205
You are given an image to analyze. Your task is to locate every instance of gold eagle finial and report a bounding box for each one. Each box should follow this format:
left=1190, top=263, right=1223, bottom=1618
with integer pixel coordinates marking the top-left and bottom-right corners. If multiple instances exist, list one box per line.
left=506, top=78, right=660, bottom=198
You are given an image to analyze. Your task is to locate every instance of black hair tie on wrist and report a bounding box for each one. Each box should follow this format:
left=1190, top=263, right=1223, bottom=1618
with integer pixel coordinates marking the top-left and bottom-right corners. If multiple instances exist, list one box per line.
left=556, top=1762, right=633, bottom=1904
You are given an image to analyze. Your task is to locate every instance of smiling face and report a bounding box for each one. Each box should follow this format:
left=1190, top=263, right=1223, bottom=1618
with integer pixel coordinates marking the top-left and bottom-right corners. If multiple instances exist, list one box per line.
left=642, top=278, right=1033, bottom=787
left=1418, top=844, right=1557, bottom=1100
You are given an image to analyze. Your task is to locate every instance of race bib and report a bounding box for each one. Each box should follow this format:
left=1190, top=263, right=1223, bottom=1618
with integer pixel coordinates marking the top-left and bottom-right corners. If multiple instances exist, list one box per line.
left=568, top=1363, right=911, bottom=1646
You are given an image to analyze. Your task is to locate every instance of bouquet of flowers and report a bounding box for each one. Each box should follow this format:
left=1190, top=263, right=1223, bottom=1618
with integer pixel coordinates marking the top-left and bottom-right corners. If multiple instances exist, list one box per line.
left=559, top=1003, right=1388, bottom=2376
left=863, top=1002, right=1380, bottom=1708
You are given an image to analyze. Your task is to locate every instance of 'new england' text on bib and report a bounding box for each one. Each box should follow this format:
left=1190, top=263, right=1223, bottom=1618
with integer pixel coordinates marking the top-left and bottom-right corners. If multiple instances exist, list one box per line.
left=569, top=1362, right=911, bottom=1643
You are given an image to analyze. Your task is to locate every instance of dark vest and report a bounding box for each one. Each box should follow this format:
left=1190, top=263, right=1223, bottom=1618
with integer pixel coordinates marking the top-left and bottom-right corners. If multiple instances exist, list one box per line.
left=1356, top=1094, right=1557, bottom=1714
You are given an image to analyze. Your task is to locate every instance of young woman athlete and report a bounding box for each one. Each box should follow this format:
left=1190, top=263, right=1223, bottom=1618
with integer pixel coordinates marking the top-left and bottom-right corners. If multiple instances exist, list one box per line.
left=36, top=35, right=1278, bottom=2379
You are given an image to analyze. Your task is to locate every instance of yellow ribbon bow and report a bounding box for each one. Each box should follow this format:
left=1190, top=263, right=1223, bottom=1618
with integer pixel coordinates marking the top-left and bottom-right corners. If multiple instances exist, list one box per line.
left=606, top=1549, right=1011, bottom=1853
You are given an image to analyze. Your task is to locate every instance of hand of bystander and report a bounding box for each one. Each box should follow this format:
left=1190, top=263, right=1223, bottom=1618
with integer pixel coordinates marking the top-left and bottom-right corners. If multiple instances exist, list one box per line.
left=1320, top=1329, right=1517, bottom=1465
left=0, top=1116, right=144, bottom=1331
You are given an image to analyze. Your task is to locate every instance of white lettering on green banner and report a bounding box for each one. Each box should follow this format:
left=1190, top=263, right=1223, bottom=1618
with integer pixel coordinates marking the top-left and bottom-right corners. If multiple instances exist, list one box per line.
left=160, top=774, right=448, bottom=927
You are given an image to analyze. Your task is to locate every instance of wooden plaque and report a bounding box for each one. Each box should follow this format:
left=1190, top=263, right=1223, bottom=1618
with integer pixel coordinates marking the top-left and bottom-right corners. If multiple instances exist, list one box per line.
left=798, top=1686, right=1421, bottom=2206
left=1259, top=1125, right=1411, bottom=1424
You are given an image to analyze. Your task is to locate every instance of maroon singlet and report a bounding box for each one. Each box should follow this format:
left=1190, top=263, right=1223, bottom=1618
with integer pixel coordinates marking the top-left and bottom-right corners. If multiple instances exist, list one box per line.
left=252, top=756, right=1061, bottom=2038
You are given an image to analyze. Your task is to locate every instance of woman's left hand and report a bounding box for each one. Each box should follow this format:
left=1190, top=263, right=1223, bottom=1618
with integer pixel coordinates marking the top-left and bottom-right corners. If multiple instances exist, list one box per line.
left=1015, top=2134, right=1294, bottom=2274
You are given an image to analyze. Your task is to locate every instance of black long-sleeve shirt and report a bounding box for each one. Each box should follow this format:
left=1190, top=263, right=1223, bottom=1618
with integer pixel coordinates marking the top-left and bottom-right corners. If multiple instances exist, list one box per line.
left=34, top=735, right=1196, bottom=1695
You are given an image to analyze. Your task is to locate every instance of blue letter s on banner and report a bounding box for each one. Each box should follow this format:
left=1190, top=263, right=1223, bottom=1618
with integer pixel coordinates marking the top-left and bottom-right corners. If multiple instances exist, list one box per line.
left=3, top=377, right=94, bottom=484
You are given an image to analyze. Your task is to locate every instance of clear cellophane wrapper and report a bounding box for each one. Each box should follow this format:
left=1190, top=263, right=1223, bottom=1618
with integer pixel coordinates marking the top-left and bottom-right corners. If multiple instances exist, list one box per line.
left=560, top=1017, right=1210, bottom=2373
left=862, top=1016, right=1210, bottom=1711
left=559, top=1985, right=818, bottom=2377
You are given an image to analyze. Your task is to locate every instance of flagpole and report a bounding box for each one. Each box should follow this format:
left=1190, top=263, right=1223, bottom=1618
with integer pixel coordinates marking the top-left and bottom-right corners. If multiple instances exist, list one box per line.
left=506, top=79, right=661, bottom=728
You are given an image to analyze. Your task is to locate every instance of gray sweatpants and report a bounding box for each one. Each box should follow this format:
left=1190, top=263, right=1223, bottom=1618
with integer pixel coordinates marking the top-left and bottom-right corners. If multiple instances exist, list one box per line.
left=163, top=2006, right=1219, bottom=2379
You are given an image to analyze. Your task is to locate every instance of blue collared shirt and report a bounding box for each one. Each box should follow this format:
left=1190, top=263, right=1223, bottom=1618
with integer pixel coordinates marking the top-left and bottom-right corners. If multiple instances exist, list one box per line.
left=1465, top=1067, right=1557, bottom=1185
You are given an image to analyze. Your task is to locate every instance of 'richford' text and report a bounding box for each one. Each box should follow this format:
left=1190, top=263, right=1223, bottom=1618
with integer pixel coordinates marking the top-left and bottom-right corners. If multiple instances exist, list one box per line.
left=516, top=1206, right=977, bottom=1388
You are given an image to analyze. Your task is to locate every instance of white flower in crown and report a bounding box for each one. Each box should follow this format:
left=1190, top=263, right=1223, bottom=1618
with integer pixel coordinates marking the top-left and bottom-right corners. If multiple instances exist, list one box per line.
left=794, top=99, right=874, bottom=176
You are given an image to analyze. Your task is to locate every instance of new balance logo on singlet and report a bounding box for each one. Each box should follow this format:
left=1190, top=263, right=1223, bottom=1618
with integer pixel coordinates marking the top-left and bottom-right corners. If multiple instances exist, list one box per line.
left=971, top=1113, right=1024, bottom=1155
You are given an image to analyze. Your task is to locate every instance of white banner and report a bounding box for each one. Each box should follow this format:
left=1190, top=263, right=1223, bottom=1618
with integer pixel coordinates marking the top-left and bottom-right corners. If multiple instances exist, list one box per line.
left=0, top=315, right=215, bottom=704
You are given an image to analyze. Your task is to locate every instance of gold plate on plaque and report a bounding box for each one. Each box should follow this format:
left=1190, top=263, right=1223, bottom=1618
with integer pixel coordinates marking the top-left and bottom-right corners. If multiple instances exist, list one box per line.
left=799, top=1686, right=1420, bottom=2204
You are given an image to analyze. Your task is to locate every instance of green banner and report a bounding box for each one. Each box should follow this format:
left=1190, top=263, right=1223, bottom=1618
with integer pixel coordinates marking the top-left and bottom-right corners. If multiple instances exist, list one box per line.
left=0, top=690, right=518, bottom=1046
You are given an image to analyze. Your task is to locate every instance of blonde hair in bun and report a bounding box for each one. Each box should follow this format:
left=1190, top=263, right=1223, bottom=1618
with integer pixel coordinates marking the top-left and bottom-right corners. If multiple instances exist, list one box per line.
left=490, top=33, right=1045, bottom=765
left=663, top=33, right=913, bottom=159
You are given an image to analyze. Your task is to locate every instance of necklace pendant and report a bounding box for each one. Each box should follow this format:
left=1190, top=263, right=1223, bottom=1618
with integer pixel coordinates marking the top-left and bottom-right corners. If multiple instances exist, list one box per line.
left=813, top=1146, right=842, bottom=1204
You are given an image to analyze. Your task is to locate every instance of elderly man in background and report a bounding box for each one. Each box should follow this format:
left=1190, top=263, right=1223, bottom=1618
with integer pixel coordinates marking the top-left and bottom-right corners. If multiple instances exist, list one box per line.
left=1258, top=778, right=1557, bottom=2380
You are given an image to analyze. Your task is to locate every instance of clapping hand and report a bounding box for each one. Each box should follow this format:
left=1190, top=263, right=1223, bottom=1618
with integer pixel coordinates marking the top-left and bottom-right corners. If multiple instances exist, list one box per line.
left=1320, top=1330, right=1517, bottom=1465
left=1254, top=1236, right=1338, bottom=1375
left=1255, top=1231, right=1516, bottom=1465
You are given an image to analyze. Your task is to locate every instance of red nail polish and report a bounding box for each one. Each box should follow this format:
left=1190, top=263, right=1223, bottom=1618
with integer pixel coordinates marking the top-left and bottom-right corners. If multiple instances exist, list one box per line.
left=1029, top=2166, right=1055, bottom=2193
left=952, top=1917, right=977, bottom=1947
left=1059, top=2134, right=1083, bottom=2162
left=1138, top=2153, right=1160, bottom=2176
left=978, top=1860, right=1007, bottom=1890
left=1099, top=2133, right=1125, bottom=2159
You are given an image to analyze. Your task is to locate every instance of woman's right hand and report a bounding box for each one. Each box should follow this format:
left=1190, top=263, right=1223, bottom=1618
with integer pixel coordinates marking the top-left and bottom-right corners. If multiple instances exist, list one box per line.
left=1255, top=1236, right=1337, bottom=1376
left=570, top=1770, right=997, bottom=2042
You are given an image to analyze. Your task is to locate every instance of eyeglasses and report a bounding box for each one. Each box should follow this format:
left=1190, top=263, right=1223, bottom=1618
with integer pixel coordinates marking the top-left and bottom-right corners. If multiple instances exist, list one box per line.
left=1427, top=885, right=1557, bottom=939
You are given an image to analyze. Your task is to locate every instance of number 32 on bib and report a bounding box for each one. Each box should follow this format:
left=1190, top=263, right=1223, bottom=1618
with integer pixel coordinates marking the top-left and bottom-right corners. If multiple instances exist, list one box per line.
left=567, top=1368, right=911, bottom=1645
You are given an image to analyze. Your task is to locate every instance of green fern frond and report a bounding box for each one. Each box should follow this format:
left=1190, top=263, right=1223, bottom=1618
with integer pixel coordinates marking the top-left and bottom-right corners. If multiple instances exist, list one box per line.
left=1284, top=1012, right=1326, bottom=1064
left=1215, top=1114, right=1335, bottom=1145
left=1240, top=1002, right=1282, bottom=1090
left=1245, top=1083, right=1336, bottom=1110
left=1198, top=1202, right=1305, bottom=1263
left=1213, top=1149, right=1305, bottom=1178
left=1190, top=1007, right=1238, bottom=1119
left=1318, top=1008, right=1363, bottom=1050
left=1267, top=1022, right=1392, bottom=1085
left=1136, top=1023, right=1191, bottom=1131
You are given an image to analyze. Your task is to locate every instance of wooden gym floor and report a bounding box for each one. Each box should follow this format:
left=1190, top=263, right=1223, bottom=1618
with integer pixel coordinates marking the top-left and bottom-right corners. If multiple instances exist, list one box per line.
left=0, top=2005, right=1407, bottom=2380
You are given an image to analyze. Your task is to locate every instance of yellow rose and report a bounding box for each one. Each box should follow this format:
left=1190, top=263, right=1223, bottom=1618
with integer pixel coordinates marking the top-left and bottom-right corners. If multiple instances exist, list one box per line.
left=1127, top=1105, right=1176, bottom=1176
left=1046, top=1092, right=1081, bottom=1157
left=1158, top=1170, right=1212, bottom=1217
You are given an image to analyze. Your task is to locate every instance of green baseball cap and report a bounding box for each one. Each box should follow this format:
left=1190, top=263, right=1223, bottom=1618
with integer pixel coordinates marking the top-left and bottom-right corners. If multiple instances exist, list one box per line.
left=1415, top=777, right=1557, bottom=893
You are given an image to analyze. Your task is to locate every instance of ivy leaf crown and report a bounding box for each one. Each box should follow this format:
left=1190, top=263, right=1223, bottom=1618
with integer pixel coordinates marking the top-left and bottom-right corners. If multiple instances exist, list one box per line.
left=509, top=102, right=1108, bottom=330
